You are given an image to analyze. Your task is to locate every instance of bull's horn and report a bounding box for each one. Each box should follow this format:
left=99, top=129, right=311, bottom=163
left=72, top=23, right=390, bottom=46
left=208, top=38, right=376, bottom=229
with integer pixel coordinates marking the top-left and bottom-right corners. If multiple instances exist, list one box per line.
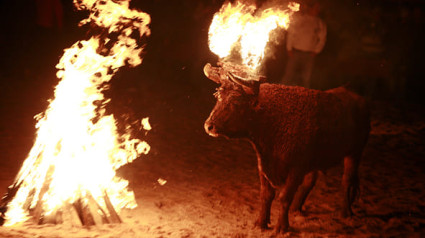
left=227, top=72, right=260, bottom=94
left=203, top=63, right=221, bottom=84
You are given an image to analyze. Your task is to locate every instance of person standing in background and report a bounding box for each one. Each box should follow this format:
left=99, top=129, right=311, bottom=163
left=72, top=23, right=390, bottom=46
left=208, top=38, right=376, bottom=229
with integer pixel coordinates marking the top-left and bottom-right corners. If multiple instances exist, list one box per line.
left=281, top=1, right=326, bottom=88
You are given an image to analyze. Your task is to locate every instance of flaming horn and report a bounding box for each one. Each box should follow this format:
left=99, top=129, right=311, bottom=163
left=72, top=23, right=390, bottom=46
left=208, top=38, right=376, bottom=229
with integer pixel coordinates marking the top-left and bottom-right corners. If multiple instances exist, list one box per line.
left=0, top=0, right=151, bottom=226
left=205, top=1, right=299, bottom=82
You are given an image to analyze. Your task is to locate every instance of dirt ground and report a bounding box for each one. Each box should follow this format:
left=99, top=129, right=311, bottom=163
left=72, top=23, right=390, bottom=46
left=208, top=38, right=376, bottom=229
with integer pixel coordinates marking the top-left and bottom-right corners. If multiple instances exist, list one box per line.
left=0, top=1, right=425, bottom=235
left=0, top=57, right=425, bottom=238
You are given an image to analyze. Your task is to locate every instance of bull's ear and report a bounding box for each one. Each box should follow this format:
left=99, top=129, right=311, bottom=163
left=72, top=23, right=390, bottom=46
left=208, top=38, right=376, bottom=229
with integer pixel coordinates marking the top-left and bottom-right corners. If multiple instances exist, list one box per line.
left=258, top=76, right=267, bottom=84
left=227, top=72, right=260, bottom=95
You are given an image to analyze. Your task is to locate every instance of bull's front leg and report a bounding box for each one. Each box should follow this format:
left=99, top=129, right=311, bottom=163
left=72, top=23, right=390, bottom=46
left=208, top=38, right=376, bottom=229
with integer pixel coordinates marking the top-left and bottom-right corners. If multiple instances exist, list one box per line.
left=255, top=173, right=275, bottom=230
left=275, top=172, right=303, bottom=234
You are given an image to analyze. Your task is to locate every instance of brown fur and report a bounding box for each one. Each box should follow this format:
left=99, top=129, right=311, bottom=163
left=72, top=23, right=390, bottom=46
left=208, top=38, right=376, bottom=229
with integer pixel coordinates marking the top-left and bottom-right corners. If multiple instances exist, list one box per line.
left=205, top=81, right=370, bottom=234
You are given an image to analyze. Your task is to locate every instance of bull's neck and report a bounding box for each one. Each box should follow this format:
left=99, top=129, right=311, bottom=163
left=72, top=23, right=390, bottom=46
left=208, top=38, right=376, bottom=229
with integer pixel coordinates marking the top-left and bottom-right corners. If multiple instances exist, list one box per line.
left=247, top=109, right=275, bottom=154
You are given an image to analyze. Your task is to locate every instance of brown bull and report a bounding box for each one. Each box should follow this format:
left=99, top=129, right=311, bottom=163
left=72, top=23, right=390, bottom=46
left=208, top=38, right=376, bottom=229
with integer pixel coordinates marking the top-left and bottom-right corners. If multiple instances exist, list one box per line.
left=203, top=63, right=370, bottom=234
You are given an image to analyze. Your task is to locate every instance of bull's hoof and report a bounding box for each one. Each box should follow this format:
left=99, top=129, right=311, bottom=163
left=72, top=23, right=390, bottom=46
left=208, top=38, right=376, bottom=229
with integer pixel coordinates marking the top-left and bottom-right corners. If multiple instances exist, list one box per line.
left=291, top=208, right=308, bottom=217
left=254, top=219, right=271, bottom=230
left=340, top=208, right=353, bottom=218
left=274, top=221, right=290, bottom=234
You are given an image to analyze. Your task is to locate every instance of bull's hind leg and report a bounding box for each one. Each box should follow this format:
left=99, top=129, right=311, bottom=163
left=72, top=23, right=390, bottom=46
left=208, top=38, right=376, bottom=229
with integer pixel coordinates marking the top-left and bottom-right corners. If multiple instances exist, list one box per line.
left=291, top=170, right=318, bottom=213
left=275, top=172, right=303, bottom=234
left=255, top=174, right=275, bottom=229
left=341, top=155, right=360, bottom=217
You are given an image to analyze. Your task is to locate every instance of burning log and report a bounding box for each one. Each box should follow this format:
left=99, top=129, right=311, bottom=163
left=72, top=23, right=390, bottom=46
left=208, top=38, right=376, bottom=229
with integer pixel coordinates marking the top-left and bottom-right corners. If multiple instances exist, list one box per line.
left=1, top=0, right=151, bottom=227
left=62, top=203, right=85, bottom=227
left=73, top=198, right=96, bottom=226
left=87, top=192, right=110, bottom=224
left=32, top=165, right=54, bottom=224
left=0, top=182, right=22, bottom=226
left=103, top=191, right=122, bottom=224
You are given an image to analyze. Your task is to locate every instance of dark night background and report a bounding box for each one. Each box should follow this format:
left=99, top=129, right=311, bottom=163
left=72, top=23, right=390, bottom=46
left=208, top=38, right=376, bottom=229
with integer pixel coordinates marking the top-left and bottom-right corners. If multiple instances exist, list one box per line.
left=1, top=0, right=425, bottom=103
left=1, top=0, right=423, bottom=160
left=0, top=0, right=425, bottom=237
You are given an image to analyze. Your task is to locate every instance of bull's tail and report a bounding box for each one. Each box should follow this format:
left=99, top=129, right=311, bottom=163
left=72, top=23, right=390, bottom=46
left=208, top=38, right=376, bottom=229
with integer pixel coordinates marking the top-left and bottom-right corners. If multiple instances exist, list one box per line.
left=342, top=154, right=362, bottom=217
left=348, top=175, right=360, bottom=204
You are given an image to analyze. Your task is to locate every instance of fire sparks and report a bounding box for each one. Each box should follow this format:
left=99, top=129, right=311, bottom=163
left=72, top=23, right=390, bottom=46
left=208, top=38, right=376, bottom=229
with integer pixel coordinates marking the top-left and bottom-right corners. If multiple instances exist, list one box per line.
left=208, top=1, right=299, bottom=71
left=3, top=0, right=150, bottom=226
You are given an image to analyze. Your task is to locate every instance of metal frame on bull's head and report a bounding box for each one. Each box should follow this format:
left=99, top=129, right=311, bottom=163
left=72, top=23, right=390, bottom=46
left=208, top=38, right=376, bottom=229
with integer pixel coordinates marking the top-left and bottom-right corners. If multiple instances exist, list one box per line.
left=227, top=72, right=262, bottom=95
left=203, top=63, right=265, bottom=95
left=203, top=63, right=264, bottom=138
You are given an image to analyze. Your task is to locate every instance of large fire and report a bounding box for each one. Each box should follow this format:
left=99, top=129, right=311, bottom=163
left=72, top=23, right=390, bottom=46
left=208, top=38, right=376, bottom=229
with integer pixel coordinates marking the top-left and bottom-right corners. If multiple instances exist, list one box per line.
left=3, top=0, right=151, bottom=226
left=208, top=1, right=299, bottom=72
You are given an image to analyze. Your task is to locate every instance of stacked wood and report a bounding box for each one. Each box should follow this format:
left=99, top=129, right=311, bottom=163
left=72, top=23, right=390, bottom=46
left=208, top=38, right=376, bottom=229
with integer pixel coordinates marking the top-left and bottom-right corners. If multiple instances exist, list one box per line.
left=0, top=174, right=123, bottom=226
left=28, top=192, right=124, bottom=226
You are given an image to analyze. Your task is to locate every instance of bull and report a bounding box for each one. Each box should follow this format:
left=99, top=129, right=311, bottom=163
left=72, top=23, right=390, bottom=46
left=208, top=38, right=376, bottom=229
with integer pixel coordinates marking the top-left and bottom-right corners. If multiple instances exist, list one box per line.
left=203, top=63, right=370, bottom=234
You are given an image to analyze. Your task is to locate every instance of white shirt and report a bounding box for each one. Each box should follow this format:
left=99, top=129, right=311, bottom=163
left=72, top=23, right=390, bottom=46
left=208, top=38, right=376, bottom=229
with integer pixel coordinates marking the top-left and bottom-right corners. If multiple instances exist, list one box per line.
left=286, top=13, right=327, bottom=54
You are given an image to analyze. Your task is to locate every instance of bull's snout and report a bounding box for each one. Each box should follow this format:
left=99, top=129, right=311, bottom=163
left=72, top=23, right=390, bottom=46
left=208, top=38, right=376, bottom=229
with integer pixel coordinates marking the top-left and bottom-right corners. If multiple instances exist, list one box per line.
left=204, top=120, right=218, bottom=137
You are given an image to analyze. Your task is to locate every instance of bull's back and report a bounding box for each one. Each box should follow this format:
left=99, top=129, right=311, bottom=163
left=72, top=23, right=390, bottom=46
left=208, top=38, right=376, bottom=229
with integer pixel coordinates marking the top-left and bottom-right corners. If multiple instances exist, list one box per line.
left=256, top=85, right=369, bottom=174
left=325, top=87, right=370, bottom=140
left=312, top=87, right=370, bottom=168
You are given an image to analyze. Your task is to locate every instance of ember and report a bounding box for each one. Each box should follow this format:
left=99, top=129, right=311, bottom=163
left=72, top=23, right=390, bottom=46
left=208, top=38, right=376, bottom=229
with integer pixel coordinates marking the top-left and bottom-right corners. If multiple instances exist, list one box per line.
left=0, top=0, right=151, bottom=226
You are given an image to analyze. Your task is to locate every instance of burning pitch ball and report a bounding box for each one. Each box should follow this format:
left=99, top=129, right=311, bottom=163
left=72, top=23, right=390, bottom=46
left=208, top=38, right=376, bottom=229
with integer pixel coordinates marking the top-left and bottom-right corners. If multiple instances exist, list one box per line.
left=208, top=1, right=299, bottom=71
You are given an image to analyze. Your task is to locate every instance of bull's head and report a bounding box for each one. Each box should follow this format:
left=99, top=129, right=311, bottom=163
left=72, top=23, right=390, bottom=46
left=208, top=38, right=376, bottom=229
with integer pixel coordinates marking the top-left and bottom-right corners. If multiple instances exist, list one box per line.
left=204, top=63, right=265, bottom=138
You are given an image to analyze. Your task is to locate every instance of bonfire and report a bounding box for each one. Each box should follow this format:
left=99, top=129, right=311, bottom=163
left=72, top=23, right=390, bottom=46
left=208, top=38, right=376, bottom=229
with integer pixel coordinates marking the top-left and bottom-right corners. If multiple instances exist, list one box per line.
left=0, top=0, right=151, bottom=226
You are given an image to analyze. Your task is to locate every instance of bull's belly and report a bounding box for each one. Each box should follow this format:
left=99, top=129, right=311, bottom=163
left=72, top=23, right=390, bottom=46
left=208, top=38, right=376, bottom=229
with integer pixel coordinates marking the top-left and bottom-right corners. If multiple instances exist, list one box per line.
left=259, top=149, right=348, bottom=187
left=311, top=151, right=346, bottom=170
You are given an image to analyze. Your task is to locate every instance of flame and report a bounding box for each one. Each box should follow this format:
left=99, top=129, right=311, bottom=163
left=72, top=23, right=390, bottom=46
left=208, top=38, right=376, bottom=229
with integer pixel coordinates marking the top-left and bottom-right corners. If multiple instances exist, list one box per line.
left=208, top=1, right=299, bottom=71
left=4, top=0, right=150, bottom=226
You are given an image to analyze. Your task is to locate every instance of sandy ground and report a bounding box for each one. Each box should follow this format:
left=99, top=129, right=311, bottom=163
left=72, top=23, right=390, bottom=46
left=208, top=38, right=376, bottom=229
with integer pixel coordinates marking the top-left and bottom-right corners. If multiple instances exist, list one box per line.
left=0, top=65, right=425, bottom=238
